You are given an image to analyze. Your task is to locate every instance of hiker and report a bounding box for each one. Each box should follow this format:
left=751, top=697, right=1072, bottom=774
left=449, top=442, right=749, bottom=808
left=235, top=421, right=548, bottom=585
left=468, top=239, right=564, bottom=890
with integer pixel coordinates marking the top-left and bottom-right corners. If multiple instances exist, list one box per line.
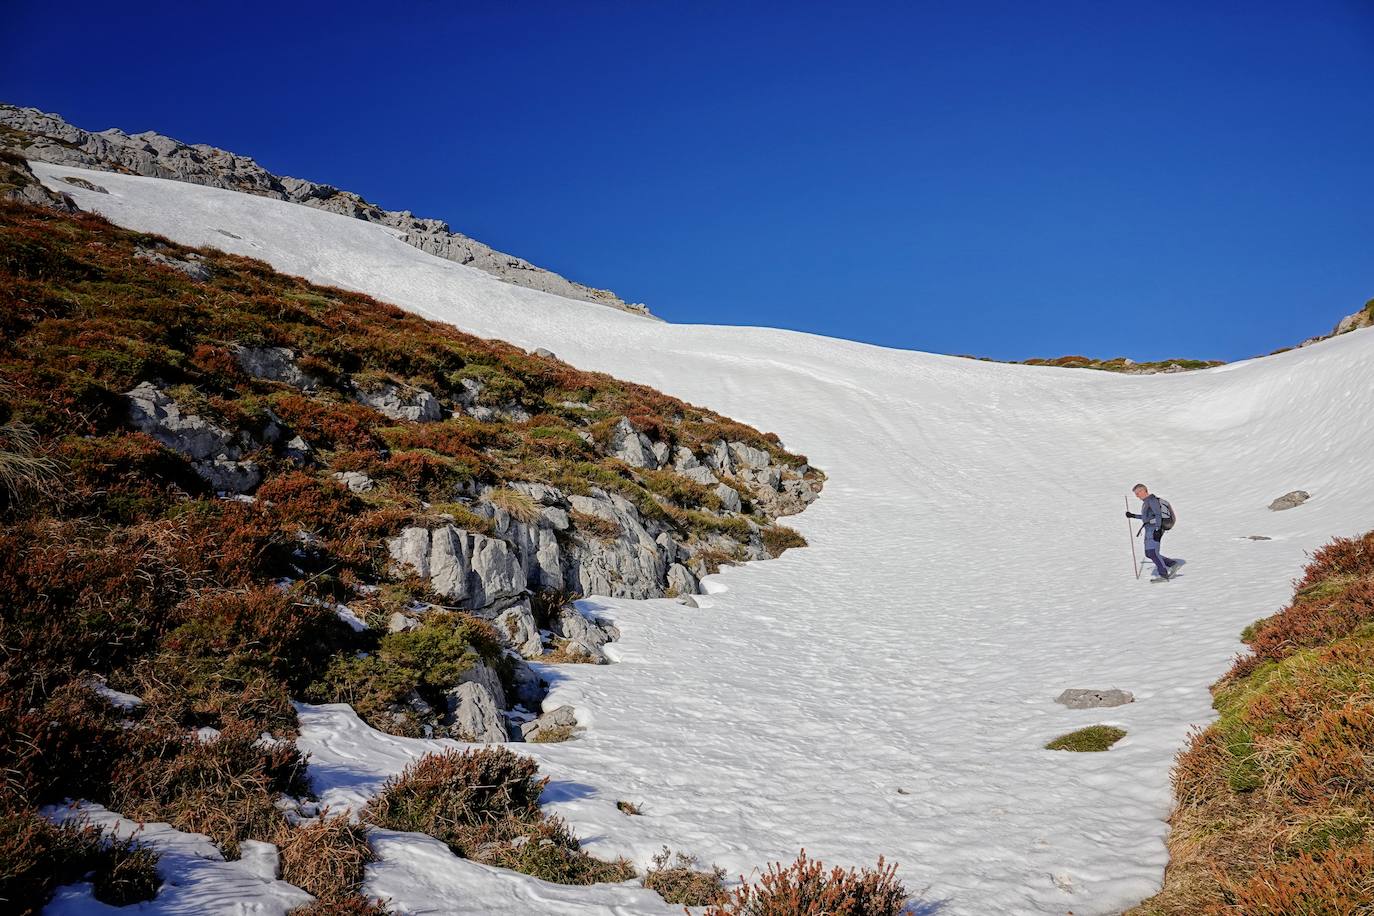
left=1126, top=483, right=1180, bottom=581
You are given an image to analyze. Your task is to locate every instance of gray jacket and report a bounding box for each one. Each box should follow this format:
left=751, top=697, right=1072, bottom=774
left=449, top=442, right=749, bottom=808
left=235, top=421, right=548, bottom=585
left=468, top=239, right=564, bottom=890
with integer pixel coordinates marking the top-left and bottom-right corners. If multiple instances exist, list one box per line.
left=1129, top=495, right=1165, bottom=534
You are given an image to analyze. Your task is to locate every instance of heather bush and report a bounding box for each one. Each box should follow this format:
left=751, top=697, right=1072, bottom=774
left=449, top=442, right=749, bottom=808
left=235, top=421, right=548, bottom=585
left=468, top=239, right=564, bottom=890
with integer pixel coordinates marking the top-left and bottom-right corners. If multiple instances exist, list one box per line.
left=276, top=815, right=374, bottom=904
left=761, top=525, right=807, bottom=557
left=705, top=851, right=908, bottom=916
left=0, top=810, right=160, bottom=915
left=644, top=848, right=728, bottom=906
left=363, top=747, right=546, bottom=842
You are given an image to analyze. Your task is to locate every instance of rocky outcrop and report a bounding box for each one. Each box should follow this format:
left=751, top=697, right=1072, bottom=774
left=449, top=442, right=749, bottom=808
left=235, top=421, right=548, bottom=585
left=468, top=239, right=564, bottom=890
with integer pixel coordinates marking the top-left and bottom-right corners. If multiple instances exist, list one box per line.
left=519, top=704, right=580, bottom=742
left=553, top=605, right=619, bottom=664
left=1, top=104, right=652, bottom=317
left=387, top=525, right=526, bottom=611
left=125, top=382, right=261, bottom=493
left=1269, top=490, right=1311, bottom=511
left=134, top=244, right=212, bottom=281
left=354, top=382, right=443, bottom=423
left=0, top=149, right=76, bottom=210
left=234, top=346, right=320, bottom=391
left=444, top=681, right=507, bottom=744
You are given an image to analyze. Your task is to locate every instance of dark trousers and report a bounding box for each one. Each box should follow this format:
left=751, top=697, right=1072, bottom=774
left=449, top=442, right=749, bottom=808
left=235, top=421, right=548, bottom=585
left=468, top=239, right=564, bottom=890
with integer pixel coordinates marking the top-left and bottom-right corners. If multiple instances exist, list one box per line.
left=1145, top=529, right=1174, bottom=577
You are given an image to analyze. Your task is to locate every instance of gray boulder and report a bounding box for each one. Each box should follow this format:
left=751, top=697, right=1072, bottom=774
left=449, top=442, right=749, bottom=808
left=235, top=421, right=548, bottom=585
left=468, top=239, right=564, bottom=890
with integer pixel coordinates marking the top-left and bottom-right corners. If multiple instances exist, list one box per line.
left=134, top=245, right=213, bottom=281
left=333, top=470, right=375, bottom=493
left=728, top=441, right=771, bottom=471
left=1269, top=490, right=1311, bottom=511
left=444, top=682, right=507, bottom=744
left=495, top=600, right=544, bottom=658
left=387, top=612, right=419, bottom=634
left=355, top=383, right=442, bottom=423
left=457, top=661, right=507, bottom=710
left=388, top=525, right=526, bottom=610
left=1055, top=689, right=1135, bottom=709
left=125, top=382, right=260, bottom=493
left=519, top=704, right=578, bottom=741
left=554, top=605, right=618, bottom=663
left=608, top=417, right=657, bottom=469
left=714, top=484, right=742, bottom=513
left=667, top=563, right=698, bottom=596
left=234, top=346, right=320, bottom=391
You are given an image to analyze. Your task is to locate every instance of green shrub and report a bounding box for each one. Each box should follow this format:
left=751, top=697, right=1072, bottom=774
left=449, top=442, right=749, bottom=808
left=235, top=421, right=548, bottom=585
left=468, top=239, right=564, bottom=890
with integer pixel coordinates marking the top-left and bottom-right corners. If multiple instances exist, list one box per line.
left=1045, top=725, right=1126, bottom=752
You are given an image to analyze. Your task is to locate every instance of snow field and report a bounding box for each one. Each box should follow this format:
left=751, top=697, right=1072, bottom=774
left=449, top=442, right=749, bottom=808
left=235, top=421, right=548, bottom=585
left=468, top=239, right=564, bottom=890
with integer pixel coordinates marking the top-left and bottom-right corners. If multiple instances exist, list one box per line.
left=34, top=162, right=1374, bottom=915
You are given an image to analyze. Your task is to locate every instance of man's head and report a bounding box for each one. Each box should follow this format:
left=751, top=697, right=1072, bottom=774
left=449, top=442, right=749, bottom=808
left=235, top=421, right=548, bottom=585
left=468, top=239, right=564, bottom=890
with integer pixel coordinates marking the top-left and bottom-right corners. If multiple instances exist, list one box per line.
left=1133, top=484, right=1149, bottom=499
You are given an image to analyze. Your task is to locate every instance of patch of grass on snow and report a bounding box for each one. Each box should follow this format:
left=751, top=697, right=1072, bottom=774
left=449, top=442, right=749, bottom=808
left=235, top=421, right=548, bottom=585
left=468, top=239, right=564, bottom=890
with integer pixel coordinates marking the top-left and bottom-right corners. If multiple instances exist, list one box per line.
left=1045, top=725, right=1126, bottom=752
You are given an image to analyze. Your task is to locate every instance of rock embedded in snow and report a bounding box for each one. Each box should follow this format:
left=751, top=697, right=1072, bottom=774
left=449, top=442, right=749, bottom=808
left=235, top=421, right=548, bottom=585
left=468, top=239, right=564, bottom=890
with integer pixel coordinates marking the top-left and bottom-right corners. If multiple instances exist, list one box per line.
left=667, top=562, right=698, bottom=596
left=61, top=175, right=107, bottom=193
left=1268, top=490, right=1311, bottom=511
left=444, top=682, right=508, bottom=743
left=519, top=704, right=578, bottom=741
left=1055, top=689, right=1135, bottom=709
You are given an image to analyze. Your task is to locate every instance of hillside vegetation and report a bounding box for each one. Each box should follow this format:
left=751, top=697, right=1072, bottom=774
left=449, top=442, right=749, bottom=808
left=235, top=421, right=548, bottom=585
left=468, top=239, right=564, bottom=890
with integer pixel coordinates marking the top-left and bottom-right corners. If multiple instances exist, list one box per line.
left=0, top=199, right=821, bottom=912
left=1129, top=530, right=1374, bottom=914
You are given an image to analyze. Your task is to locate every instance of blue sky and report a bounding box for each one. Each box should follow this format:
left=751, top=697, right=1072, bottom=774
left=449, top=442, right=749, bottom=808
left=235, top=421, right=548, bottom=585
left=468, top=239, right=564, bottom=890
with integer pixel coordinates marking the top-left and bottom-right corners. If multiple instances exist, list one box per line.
left=5, top=1, right=1372, bottom=361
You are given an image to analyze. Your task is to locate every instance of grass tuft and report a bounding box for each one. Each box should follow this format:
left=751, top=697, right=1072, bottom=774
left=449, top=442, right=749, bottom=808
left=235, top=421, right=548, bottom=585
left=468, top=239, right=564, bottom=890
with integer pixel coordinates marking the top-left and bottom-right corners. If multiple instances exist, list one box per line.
left=1045, top=725, right=1126, bottom=752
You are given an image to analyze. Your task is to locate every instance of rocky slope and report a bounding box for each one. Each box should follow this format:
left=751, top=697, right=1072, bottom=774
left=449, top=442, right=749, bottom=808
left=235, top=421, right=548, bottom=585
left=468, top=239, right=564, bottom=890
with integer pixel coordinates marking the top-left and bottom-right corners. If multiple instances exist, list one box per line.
left=0, top=104, right=651, bottom=317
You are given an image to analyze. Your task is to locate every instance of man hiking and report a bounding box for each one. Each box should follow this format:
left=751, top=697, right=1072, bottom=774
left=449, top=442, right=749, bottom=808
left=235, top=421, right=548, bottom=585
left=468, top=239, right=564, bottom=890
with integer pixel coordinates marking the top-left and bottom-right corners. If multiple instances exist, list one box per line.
left=1126, top=483, right=1181, bottom=581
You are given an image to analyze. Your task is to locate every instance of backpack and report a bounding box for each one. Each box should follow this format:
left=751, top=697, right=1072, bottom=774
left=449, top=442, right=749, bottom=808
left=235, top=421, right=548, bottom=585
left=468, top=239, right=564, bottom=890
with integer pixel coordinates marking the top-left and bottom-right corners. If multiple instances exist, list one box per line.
left=1159, top=497, right=1177, bottom=531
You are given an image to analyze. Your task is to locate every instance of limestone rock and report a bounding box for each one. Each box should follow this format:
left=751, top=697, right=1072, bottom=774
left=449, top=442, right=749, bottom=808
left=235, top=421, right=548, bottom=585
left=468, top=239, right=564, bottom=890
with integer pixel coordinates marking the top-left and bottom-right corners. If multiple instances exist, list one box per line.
left=608, top=417, right=657, bottom=469
left=134, top=245, right=212, bottom=281
left=495, top=600, right=544, bottom=658
left=519, top=704, right=578, bottom=741
left=667, top=563, right=698, bottom=596
left=728, top=441, right=771, bottom=470
left=0, top=104, right=653, bottom=316
left=457, top=661, right=507, bottom=710
left=444, top=682, right=507, bottom=744
left=714, top=484, right=742, bottom=513
left=1055, top=689, right=1135, bottom=709
left=333, top=470, right=375, bottom=493
left=355, top=383, right=442, bottom=423
left=125, top=382, right=260, bottom=493
left=234, top=346, right=319, bottom=391
left=387, top=525, right=526, bottom=610
left=387, top=612, right=419, bottom=634
left=1269, top=490, right=1311, bottom=511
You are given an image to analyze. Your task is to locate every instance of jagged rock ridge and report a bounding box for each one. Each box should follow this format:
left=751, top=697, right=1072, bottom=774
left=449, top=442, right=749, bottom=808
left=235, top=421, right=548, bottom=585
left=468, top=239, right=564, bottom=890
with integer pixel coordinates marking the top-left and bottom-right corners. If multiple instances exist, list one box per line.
left=0, top=103, right=652, bottom=317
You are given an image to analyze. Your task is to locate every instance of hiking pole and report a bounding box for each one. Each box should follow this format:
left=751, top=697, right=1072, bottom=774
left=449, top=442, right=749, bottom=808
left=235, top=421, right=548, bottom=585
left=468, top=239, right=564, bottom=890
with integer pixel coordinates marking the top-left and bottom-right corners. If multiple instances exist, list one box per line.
left=1126, top=495, right=1141, bottom=579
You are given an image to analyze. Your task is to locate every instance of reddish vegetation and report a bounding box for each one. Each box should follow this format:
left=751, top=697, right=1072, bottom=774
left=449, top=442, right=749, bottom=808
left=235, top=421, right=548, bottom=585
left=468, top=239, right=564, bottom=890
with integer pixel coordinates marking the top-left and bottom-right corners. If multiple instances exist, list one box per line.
left=1128, top=530, right=1374, bottom=914
left=705, top=850, right=908, bottom=916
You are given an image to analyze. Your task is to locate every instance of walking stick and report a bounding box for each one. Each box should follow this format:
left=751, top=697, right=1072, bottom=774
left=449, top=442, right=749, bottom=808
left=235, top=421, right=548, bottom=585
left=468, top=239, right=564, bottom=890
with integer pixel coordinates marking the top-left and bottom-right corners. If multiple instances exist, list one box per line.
left=1126, top=495, right=1141, bottom=579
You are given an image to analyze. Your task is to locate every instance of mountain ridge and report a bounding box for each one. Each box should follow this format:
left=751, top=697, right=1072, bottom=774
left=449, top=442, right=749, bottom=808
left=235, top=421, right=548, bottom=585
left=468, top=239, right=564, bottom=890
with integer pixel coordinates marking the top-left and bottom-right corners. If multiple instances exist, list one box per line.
left=0, top=104, right=653, bottom=318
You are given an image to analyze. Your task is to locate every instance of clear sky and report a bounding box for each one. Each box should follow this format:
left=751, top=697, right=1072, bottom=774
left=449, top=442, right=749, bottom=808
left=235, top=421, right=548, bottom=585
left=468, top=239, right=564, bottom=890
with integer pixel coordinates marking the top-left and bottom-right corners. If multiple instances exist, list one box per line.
left=5, top=1, right=1372, bottom=361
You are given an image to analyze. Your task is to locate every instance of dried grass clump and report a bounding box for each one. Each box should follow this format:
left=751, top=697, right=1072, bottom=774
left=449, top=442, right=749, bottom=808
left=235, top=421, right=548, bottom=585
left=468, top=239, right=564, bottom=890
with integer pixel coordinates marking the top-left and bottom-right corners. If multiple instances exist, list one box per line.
left=705, top=850, right=908, bottom=916
left=288, top=896, right=391, bottom=916
left=644, top=848, right=727, bottom=906
left=761, top=525, right=807, bottom=558
left=0, top=421, right=63, bottom=507
left=1128, top=528, right=1374, bottom=915
left=109, top=721, right=307, bottom=858
left=276, top=814, right=374, bottom=904
left=0, top=810, right=160, bottom=915
left=570, top=510, right=621, bottom=541
left=488, top=487, right=540, bottom=524
left=362, top=747, right=631, bottom=885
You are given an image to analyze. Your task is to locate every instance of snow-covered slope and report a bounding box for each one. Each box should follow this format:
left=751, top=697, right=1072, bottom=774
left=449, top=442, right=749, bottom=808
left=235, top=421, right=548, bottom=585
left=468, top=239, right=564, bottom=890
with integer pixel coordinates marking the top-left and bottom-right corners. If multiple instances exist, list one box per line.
left=33, top=162, right=1374, bottom=915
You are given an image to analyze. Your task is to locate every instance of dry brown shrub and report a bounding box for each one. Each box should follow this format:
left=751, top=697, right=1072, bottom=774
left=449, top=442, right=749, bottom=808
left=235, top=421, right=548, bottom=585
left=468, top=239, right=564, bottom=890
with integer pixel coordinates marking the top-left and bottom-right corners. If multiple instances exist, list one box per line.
left=705, top=850, right=908, bottom=916
left=276, top=814, right=374, bottom=904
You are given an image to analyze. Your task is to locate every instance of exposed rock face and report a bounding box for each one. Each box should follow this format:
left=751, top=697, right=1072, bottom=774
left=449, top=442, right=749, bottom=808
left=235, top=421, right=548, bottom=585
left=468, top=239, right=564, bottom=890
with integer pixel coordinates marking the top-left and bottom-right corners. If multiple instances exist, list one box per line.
left=1055, top=689, right=1135, bottom=709
left=0, top=150, right=76, bottom=210
left=355, top=383, right=443, bottom=423
left=333, top=471, right=375, bottom=493
left=134, top=244, right=212, bottom=281
left=388, top=525, right=526, bottom=611
left=1269, top=490, right=1311, bottom=511
left=495, top=600, right=544, bottom=659
left=234, top=346, right=320, bottom=391
left=125, top=382, right=261, bottom=493
left=1, top=104, right=652, bottom=317
left=519, top=704, right=579, bottom=741
left=444, top=682, right=507, bottom=744
left=554, top=605, right=619, bottom=664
